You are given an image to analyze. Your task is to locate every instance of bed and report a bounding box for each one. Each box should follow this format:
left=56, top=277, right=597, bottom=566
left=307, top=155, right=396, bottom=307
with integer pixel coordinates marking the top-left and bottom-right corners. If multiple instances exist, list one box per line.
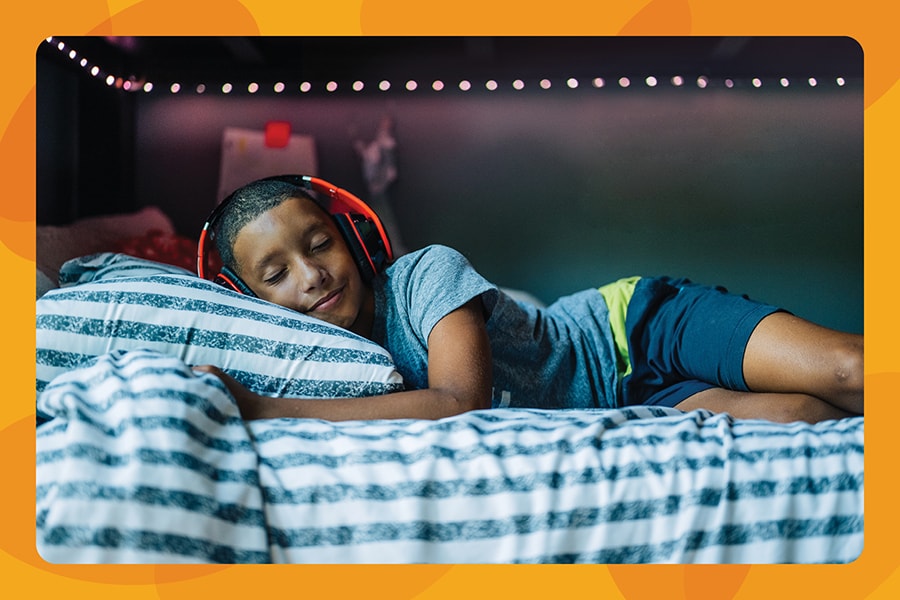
left=34, top=209, right=864, bottom=564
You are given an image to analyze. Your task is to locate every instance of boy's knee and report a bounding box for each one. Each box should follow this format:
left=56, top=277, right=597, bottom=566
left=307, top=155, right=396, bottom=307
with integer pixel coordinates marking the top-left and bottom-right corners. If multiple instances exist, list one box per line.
left=829, top=336, right=863, bottom=394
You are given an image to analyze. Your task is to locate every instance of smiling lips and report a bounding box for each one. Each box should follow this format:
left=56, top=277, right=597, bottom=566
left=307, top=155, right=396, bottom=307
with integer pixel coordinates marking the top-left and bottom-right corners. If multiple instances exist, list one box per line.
left=309, top=287, right=343, bottom=312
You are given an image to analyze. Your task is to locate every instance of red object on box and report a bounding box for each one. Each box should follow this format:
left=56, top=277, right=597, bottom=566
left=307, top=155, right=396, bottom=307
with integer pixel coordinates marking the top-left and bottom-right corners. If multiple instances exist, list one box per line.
left=265, top=121, right=291, bottom=148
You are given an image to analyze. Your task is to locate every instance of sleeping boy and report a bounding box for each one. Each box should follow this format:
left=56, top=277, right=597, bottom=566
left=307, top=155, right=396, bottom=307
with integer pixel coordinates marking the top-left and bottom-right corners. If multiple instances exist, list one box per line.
left=193, top=176, right=863, bottom=424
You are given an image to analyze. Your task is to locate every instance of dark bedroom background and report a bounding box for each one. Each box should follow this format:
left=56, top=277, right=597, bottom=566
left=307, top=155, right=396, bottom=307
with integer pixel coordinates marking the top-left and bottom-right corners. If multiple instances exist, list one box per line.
left=36, top=36, right=863, bottom=333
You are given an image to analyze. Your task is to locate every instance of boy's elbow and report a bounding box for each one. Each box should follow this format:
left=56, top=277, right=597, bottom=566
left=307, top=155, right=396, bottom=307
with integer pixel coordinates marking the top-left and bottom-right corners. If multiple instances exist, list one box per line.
left=457, top=388, right=492, bottom=413
left=430, top=388, right=490, bottom=417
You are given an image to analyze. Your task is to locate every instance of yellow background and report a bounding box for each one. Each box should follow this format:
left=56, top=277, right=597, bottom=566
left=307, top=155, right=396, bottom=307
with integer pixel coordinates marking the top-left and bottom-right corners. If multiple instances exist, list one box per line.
left=4, top=1, right=897, bottom=597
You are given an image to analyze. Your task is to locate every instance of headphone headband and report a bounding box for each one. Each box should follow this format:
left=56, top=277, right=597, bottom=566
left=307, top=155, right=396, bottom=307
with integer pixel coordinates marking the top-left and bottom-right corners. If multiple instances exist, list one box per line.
left=197, top=174, right=393, bottom=291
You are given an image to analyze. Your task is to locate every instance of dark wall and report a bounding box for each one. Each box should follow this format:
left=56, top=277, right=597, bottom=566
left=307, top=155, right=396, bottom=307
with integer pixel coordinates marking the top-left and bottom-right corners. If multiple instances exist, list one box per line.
left=132, top=86, right=862, bottom=333
left=37, top=50, right=135, bottom=224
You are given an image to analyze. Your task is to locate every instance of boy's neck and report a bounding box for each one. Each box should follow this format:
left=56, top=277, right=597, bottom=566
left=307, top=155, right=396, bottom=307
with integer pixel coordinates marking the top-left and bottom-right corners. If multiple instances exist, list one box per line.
left=350, top=288, right=376, bottom=340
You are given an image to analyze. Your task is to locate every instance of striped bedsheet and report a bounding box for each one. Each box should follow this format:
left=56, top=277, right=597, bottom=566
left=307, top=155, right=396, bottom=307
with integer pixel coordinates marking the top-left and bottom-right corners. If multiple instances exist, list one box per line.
left=36, top=349, right=864, bottom=564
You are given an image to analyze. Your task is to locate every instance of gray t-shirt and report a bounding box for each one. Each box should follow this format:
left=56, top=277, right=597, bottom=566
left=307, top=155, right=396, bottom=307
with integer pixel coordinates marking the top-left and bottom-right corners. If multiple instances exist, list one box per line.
left=371, top=245, right=619, bottom=409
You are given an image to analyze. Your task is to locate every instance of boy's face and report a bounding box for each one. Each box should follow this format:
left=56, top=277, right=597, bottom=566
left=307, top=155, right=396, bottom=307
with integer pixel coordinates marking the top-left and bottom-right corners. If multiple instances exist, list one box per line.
left=232, top=196, right=373, bottom=336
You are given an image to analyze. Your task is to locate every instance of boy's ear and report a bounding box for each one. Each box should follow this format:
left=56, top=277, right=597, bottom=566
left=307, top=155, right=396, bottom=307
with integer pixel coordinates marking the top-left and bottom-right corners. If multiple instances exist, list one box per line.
left=215, top=265, right=257, bottom=297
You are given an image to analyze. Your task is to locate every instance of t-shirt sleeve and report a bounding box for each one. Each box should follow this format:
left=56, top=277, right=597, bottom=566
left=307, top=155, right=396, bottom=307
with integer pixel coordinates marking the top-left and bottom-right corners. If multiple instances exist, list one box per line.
left=399, top=245, right=498, bottom=344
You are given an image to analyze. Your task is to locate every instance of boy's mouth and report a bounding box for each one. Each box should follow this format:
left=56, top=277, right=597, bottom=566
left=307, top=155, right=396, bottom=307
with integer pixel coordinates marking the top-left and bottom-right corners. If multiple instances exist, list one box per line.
left=309, top=287, right=344, bottom=312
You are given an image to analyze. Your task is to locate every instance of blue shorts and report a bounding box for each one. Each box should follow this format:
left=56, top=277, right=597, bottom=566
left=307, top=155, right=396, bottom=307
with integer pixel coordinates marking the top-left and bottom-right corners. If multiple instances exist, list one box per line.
left=620, top=277, right=782, bottom=408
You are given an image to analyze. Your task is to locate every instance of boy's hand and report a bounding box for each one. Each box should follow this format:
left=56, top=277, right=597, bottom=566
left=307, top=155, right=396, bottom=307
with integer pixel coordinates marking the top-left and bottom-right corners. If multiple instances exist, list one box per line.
left=192, top=365, right=264, bottom=419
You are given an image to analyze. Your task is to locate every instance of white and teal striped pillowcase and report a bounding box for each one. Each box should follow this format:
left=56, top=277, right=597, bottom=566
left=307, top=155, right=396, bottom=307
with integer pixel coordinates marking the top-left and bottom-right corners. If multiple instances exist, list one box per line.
left=37, top=253, right=404, bottom=404
left=56, top=251, right=196, bottom=286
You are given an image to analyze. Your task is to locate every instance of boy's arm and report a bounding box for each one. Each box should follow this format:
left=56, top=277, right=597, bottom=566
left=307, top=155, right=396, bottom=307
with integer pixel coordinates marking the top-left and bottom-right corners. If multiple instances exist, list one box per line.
left=194, top=298, right=492, bottom=421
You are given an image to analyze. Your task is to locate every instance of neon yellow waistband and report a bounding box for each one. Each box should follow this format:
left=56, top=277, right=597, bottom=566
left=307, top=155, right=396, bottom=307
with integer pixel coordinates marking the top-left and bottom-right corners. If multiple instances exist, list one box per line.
left=598, top=276, right=641, bottom=378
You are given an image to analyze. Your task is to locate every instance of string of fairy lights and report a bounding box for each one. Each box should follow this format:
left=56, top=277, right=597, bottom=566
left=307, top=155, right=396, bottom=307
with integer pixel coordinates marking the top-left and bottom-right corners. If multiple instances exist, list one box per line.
left=45, top=37, right=855, bottom=96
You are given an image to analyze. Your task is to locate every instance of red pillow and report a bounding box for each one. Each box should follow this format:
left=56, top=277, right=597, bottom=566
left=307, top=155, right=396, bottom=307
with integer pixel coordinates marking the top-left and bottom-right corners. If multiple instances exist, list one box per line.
left=112, top=230, right=221, bottom=274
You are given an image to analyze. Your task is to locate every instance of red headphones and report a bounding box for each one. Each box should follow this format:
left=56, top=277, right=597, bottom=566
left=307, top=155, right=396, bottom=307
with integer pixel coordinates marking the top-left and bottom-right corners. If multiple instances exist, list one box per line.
left=197, top=175, right=393, bottom=296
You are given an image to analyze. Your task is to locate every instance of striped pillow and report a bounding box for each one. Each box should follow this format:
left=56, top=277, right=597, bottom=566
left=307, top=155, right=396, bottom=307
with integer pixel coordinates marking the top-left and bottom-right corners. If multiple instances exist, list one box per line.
left=57, top=251, right=196, bottom=286
left=36, top=253, right=404, bottom=404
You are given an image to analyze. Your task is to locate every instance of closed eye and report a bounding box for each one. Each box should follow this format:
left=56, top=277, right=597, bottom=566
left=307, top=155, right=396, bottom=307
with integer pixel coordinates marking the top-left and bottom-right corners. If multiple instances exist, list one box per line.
left=311, top=236, right=332, bottom=254
left=263, top=269, right=286, bottom=285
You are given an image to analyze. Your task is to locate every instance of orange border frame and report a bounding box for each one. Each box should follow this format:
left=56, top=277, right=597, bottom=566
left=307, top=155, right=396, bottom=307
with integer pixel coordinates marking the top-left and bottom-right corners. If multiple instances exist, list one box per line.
left=5, top=2, right=897, bottom=598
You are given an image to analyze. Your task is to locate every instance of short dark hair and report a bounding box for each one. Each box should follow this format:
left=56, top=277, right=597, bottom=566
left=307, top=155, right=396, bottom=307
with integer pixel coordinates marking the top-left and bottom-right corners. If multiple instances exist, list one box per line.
left=213, top=178, right=321, bottom=271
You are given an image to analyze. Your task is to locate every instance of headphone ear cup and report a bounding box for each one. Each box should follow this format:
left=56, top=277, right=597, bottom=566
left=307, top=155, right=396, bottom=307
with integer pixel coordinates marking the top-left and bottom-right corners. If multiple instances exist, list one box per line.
left=332, top=213, right=386, bottom=283
left=215, top=265, right=257, bottom=297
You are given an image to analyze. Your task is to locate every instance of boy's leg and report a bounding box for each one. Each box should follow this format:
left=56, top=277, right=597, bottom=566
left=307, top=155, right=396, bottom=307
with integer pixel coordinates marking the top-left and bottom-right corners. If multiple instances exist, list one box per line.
left=674, top=388, right=855, bottom=423
left=741, top=312, right=863, bottom=415
left=620, top=277, right=863, bottom=421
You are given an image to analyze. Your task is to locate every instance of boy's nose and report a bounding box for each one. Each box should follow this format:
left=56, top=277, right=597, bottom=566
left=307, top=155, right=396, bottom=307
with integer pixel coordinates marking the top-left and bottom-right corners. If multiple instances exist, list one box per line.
left=295, top=258, right=327, bottom=291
